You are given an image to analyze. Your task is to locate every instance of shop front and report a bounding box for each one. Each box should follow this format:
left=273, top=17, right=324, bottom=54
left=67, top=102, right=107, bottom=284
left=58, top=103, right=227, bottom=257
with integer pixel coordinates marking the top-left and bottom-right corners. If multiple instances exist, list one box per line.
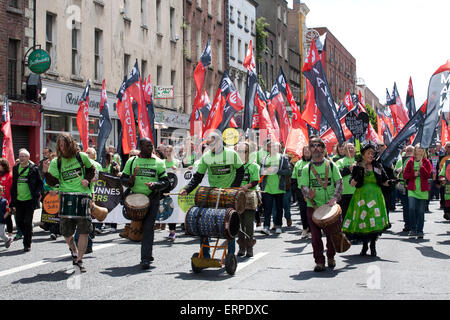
left=154, top=108, right=189, bottom=146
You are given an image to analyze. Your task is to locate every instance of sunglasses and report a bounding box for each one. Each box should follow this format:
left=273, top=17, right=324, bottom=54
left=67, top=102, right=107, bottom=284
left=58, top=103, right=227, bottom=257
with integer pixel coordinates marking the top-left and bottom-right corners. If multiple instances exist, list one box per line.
left=310, top=143, right=324, bottom=149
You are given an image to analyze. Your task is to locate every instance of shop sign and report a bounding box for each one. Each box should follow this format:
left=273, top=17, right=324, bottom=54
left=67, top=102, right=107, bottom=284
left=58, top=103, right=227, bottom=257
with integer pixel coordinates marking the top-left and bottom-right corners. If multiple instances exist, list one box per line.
left=28, top=49, right=51, bottom=74
left=154, top=86, right=174, bottom=99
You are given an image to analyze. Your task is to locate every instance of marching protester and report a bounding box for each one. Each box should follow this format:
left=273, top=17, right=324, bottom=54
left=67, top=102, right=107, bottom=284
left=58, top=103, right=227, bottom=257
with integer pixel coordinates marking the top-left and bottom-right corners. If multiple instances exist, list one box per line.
left=235, top=142, right=260, bottom=257
left=119, top=148, right=139, bottom=240
left=163, top=145, right=180, bottom=241
left=342, top=142, right=391, bottom=257
left=260, top=141, right=291, bottom=235
left=43, top=133, right=97, bottom=272
left=336, top=142, right=356, bottom=222
left=332, top=142, right=346, bottom=163
left=0, top=186, right=12, bottom=248
left=180, top=132, right=244, bottom=258
left=403, top=144, right=432, bottom=239
left=10, top=149, right=43, bottom=252
left=121, top=138, right=170, bottom=269
left=299, top=136, right=343, bottom=272
left=438, top=163, right=450, bottom=220
left=395, top=145, right=415, bottom=232
left=292, top=146, right=311, bottom=239
left=41, top=152, right=61, bottom=240
left=0, top=158, right=13, bottom=238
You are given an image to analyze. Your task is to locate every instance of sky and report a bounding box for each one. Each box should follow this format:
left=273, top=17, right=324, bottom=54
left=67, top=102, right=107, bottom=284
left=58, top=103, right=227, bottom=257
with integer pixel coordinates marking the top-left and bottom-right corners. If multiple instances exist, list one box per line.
left=287, top=0, right=450, bottom=107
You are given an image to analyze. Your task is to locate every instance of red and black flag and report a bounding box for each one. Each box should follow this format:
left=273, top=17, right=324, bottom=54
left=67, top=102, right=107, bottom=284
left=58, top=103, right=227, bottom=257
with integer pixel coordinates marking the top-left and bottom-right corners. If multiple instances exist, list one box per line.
left=243, top=40, right=257, bottom=133
left=116, top=77, right=137, bottom=155
left=142, top=75, right=156, bottom=144
left=421, top=61, right=450, bottom=148
left=302, top=39, right=345, bottom=145
left=255, top=83, right=279, bottom=145
left=97, top=80, right=112, bottom=167
left=1, top=96, right=14, bottom=167
left=389, top=82, right=409, bottom=133
left=203, top=71, right=244, bottom=135
left=76, top=80, right=90, bottom=151
left=406, top=77, right=416, bottom=119
left=301, top=79, right=321, bottom=131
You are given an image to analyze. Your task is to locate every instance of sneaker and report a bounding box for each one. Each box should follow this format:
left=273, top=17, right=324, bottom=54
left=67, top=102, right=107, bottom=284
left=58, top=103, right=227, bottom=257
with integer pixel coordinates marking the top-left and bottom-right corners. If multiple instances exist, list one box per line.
left=300, top=229, right=308, bottom=239
left=408, top=231, right=417, bottom=239
left=5, top=238, right=12, bottom=249
left=275, top=227, right=282, bottom=234
left=85, top=247, right=93, bottom=254
left=270, top=226, right=276, bottom=231
left=76, top=260, right=86, bottom=273
left=307, top=232, right=312, bottom=239
left=50, top=233, right=57, bottom=240
left=314, top=263, right=326, bottom=272
left=261, top=227, right=270, bottom=235
left=14, top=233, right=22, bottom=241
left=168, top=232, right=176, bottom=241
left=328, top=258, right=336, bottom=268
left=256, top=222, right=262, bottom=228
left=287, top=219, right=292, bottom=227
left=23, top=247, right=30, bottom=252
left=417, top=232, right=424, bottom=239
left=140, top=262, right=150, bottom=270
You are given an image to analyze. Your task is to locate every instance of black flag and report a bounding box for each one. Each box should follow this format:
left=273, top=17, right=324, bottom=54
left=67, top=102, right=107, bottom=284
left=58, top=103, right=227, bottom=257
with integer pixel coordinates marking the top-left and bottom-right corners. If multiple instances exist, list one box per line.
left=97, top=80, right=112, bottom=167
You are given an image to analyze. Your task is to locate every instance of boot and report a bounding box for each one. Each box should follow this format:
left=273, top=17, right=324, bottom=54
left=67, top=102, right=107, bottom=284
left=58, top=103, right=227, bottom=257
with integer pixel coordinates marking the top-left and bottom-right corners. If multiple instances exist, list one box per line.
left=370, top=239, right=377, bottom=257
left=237, top=238, right=246, bottom=257
left=119, top=225, right=130, bottom=239
left=245, top=238, right=256, bottom=258
left=360, top=241, right=368, bottom=256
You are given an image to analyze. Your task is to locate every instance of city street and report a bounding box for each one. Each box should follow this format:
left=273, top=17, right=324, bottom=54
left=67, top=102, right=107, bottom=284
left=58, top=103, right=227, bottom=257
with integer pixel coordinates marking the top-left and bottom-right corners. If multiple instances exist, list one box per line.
left=0, top=200, right=449, bottom=301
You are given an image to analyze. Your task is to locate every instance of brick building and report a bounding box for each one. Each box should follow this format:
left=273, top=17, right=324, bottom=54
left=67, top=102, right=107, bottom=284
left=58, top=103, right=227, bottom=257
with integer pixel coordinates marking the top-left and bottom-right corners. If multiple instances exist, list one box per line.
left=314, top=27, right=356, bottom=104
left=183, top=0, right=227, bottom=114
left=0, top=0, right=41, bottom=164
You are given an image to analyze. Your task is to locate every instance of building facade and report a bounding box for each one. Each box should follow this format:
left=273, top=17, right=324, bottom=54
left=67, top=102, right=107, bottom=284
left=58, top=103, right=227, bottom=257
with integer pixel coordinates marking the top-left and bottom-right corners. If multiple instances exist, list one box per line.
left=183, top=0, right=227, bottom=115
left=0, top=0, right=41, bottom=164
left=35, top=0, right=186, bottom=153
left=314, top=27, right=356, bottom=104
left=227, top=0, right=257, bottom=101
left=255, top=0, right=289, bottom=93
left=357, top=83, right=383, bottom=112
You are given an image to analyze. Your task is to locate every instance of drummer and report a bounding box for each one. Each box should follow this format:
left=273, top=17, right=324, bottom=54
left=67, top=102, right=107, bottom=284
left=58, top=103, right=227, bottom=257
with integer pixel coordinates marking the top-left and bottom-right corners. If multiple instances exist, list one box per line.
left=180, top=131, right=245, bottom=258
left=299, top=136, right=343, bottom=272
left=120, top=138, right=170, bottom=270
left=42, top=133, right=98, bottom=273
left=235, top=142, right=260, bottom=258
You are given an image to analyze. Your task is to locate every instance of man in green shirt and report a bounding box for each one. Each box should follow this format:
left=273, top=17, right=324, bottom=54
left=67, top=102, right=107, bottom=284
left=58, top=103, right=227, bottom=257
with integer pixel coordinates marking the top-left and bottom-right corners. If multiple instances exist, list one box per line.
left=43, top=134, right=97, bottom=272
left=11, top=149, right=43, bottom=252
left=180, top=132, right=245, bottom=258
left=121, top=138, right=170, bottom=269
left=299, top=136, right=343, bottom=272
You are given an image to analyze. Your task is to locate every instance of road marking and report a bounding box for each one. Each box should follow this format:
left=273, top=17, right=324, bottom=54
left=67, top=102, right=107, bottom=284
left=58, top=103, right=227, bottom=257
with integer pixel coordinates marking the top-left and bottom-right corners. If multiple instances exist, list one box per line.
left=235, top=252, right=268, bottom=273
left=0, top=243, right=117, bottom=278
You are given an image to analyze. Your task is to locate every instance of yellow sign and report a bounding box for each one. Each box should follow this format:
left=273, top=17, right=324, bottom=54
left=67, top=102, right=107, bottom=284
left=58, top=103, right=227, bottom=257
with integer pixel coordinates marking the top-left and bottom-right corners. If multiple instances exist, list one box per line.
left=223, top=128, right=239, bottom=146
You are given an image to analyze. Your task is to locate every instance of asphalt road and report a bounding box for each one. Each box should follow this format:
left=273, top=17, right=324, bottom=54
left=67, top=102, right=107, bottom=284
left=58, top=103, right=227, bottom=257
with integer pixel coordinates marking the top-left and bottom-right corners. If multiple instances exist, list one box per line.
left=0, top=199, right=449, bottom=301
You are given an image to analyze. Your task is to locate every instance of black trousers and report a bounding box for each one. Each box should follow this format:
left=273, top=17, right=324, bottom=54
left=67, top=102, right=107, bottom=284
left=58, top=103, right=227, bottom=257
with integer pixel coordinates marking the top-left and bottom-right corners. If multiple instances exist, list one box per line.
left=141, top=197, right=160, bottom=263
left=15, top=200, right=35, bottom=248
left=296, top=189, right=309, bottom=230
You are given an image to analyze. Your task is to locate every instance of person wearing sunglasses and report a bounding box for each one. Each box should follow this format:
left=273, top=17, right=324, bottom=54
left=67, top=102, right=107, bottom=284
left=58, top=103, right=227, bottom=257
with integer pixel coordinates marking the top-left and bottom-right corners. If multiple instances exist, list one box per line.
left=299, top=136, right=343, bottom=272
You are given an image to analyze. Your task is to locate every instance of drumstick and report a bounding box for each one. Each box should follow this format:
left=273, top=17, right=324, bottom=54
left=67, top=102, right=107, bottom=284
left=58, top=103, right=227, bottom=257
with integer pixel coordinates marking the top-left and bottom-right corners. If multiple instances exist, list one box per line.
left=163, top=193, right=183, bottom=196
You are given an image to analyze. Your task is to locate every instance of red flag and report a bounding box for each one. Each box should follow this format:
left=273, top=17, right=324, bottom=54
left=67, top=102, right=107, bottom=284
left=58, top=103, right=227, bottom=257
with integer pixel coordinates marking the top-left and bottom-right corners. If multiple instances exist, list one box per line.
left=358, top=90, right=365, bottom=106
left=269, top=93, right=290, bottom=145
left=116, top=83, right=137, bottom=155
left=142, top=75, right=153, bottom=105
left=76, top=81, right=90, bottom=151
left=321, top=116, right=353, bottom=154
left=285, top=106, right=309, bottom=158
left=1, top=97, right=14, bottom=167
left=230, top=116, right=238, bottom=128
left=257, top=94, right=279, bottom=145
left=243, top=40, right=256, bottom=72
left=344, top=90, right=354, bottom=111
left=301, top=79, right=321, bottom=130
left=442, top=118, right=450, bottom=145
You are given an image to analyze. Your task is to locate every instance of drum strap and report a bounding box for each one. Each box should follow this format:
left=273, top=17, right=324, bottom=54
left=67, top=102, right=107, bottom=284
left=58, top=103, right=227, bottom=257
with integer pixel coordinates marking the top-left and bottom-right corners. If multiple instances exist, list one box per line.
left=310, top=160, right=330, bottom=190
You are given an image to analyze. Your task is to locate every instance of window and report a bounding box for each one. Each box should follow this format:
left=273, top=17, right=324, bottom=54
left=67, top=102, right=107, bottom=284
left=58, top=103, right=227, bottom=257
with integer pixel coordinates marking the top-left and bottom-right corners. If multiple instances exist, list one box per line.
left=244, top=16, right=248, bottom=31
left=156, top=0, right=161, bottom=33
left=141, top=0, right=147, bottom=26
left=185, top=23, right=191, bottom=58
left=157, top=65, right=162, bottom=85
left=124, top=54, right=130, bottom=77
left=277, top=6, right=281, bottom=20
left=141, top=60, right=147, bottom=79
left=284, top=38, right=288, bottom=59
left=237, top=11, right=241, bottom=27
left=123, top=0, right=130, bottom=19
left=244, top=43, right=248, bottom=58
left=7, top=39, right=19, bottom=97
left=94, top=29, right=103, bottom=80
left=170, top=7, right=175, bottom=40
left=71, top=23, right=80, bottom=76
left=217, top=0, right=222, bottom=22
left=46, top=13, right=56, bottom=71
left=197, top=0, right=202, bottom=9
left=237, top=39, right=242, bottom=62
left=171, top=70, right=176, bottom=86
left=229, top=35, right=234, bottom=59
left=278, top=36, right=282, bottom=57
left=196, top=30, right=202, bottom=60
left=229, top=5, right=234, bottom=23
left=8, top=0, right=19, bottom=8
left=207, top=0, right=212, bottom=15
left=250, top=20, right=254, bottom=34
left=217, top=39, right=223, bottom=71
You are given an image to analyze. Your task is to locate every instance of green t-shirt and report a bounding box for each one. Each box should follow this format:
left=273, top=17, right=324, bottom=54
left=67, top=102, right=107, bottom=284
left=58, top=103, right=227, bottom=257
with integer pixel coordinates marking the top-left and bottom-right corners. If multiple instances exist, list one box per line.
left=123, top=156, right=167, bottom=196
left=336, top=157, right=356, bottom=195
left=299, top=160, right=342, bottom=208
left=249, top=149, right=269, bottom=167
left=292, top=159, right=309, bottom=183
left=262, top=153, right=285, bottom=195
left=242, top=162, right=260, bottom=190
left=17, top=166, right=32, bottom=201
left=197, top=148, right=243, bottom=188
left=164, top=159, right=180, bottom=170
left=408, top=160, right=429, bottom=200
left=48, top=152, right=94, bottom=194
left=439, top=166, right=450, bottom=201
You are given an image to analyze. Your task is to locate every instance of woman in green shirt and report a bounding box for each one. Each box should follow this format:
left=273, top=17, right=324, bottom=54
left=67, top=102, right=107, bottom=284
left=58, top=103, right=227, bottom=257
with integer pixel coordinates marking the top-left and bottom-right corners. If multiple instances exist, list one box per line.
left=292, top=146, right=311, bottom=239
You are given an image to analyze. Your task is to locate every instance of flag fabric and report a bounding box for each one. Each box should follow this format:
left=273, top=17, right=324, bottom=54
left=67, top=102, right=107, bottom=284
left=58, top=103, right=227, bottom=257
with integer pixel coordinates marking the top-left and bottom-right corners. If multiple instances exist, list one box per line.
left=441, top=117, right=450, bottom=145
left=97, top=80, right=112, bottom=167
left=191, top=40, right=212, bottom=137
left=420, top=61, right=450, bottom=148
left=116, top=77, right=137, bottom=155
left=302, top=39, right=345, bottom=145
left=406, top=77, right=416, bottom=119
left=256, top=84, right=279, bottom=145
left=301, top=79, right=321, bottom=130
left=125, top=60, right=152, bottom=141
left=389, top=82, right=410, bottom=133
left=142, top=75, right=156, bottom=144
left=285, top=100, right=308, bottom=158
left=199, top=90, right=212, bottom=119
left=320, top=115, right=353, bottom=154
left=76, top=80, right=90, bottom=151
left=203, top=71, right=244, bottom=135
left=244, top=71, right=258, bottom=133
left=1, top=97, right=14, bottom=167
left=380, top=102, right=427, bottom=167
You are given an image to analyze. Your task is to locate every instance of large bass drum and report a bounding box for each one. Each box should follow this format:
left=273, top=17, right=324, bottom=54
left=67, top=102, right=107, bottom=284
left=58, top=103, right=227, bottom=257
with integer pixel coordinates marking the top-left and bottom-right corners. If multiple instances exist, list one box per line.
left=185, top=206, right=240, bottom=240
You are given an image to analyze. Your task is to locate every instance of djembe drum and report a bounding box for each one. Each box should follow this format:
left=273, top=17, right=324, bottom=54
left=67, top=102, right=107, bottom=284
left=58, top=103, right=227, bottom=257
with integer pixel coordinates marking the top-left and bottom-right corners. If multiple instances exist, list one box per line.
left=128, top=220, right=143, bottom=242
left=194, top=187, right=246, bottom=213
left=123, top=193, right=150, bottom=221
left=244, top=190, right=259, bottom=211
left=312, top=204, right=351, bottom=253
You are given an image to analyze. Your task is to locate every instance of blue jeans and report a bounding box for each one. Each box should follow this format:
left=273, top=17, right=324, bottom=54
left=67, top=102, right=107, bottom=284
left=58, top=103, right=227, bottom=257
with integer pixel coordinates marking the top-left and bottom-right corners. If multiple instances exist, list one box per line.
left=408, top=197, right=426, bottom=234
left=400, top=191, right=410, bottom=230
left=271, top=190, right=292, bottom=221
left=263, top=193, right=284, bottom=228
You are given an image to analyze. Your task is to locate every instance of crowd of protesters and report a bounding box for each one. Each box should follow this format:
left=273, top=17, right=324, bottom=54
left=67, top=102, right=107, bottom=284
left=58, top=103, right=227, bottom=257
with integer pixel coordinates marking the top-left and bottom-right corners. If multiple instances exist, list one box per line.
left=0, top=132, right=448, bottom=273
